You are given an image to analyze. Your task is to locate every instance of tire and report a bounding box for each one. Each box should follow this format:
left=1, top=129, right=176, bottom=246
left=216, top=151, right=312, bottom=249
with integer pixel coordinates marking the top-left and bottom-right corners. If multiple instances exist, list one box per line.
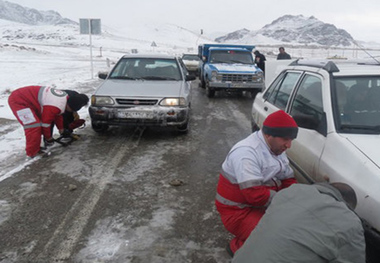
left=200, top=76, right=206, bottom=89
left=177, top=121, right=189, bottom=134
left=92, top=122, right=109, bottom=133
left=251, top=120, right=260, bottom=133
left=206, top=81, right=215, bottom=98
left=250, top=90, right=259, bottom=99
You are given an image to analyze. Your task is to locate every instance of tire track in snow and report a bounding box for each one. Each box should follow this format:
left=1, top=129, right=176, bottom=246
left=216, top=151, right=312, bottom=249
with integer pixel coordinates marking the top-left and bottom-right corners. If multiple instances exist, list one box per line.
left=36, top=127, right=146, bottom=262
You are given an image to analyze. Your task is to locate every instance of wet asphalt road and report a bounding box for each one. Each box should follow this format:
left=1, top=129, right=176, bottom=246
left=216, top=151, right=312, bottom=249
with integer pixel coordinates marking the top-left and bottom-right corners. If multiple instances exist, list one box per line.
left=0, top=80, right=255, bottom=262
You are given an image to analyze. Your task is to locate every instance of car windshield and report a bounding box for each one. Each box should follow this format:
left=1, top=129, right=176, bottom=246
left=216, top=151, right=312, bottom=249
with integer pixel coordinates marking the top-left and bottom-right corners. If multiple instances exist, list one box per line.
left=333, top=76, right=380, bottom=134
left=182, top=54, right=200, bottom=61
left=209, top=50, right=253, bottom=64
left=109, top=58, right=182, bottom=81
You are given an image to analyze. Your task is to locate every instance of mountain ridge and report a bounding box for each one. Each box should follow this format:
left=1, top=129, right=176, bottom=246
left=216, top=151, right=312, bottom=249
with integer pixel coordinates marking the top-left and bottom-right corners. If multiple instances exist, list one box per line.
left=0, top=2, right=376, bottom=48
left=0, top=0, right=76, bottom=25
left=216, top=15, right=355, bottom=47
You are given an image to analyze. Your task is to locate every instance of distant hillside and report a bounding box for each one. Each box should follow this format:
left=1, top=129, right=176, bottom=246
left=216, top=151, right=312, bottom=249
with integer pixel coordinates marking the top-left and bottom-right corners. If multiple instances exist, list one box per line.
left=0, top=0, right=76, bottom=25
left=216, top=15, right=355, bottom=47
left=0, top=1, right=215, bottom=52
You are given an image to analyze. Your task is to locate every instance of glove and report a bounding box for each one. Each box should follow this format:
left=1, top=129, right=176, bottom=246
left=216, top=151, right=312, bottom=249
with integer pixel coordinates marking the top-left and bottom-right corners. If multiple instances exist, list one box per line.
left=61, top=129, right=72, bottom=138
left=44, top=138, right=55, bottom=147
left=73, top=112, right=80, bottom=121
left=68, top=119, right=85, bottom=130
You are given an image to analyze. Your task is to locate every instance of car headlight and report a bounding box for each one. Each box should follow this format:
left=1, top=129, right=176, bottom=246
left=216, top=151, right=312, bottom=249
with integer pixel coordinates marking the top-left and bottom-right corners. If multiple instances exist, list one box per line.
left=211, top=71, right=218, bottom=81
left=91, top=96, right=115, bottom=106
left=255, top=71, right=264, bottom=82
left=160, top=97, right=186, bottom=106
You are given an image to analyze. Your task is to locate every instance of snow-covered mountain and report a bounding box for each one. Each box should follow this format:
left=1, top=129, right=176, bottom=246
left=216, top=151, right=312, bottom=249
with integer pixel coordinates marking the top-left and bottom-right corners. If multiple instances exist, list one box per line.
left=0, top=18, right=213, bottom=55
left=0, top=0, right=213, bottom=53
left=0, top=0, right=76, bottom=25
left=216, top=15, right=355, bottom=47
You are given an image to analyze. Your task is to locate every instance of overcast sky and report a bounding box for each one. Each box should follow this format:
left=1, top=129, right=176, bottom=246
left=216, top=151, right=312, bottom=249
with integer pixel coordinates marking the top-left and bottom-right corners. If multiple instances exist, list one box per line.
left=7, top=0, right=380, bottom=42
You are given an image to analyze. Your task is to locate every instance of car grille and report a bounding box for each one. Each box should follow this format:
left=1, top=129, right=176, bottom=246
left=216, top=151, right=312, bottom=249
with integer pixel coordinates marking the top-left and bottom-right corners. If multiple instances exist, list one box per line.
left=221, top=74, right=258, bottom=82
left=116, top=99, right=158, bottom=106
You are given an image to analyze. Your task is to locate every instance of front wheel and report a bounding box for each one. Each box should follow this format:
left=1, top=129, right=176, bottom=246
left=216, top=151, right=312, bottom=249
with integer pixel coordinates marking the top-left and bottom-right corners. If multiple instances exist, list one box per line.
left=177, top=121, right=189, bottom=134
left=92, top=122, right=109, bottom=133
left=251, top=120, right=260, bottom=133
left=250, top=90, right=259, bottom=99
left=200, top=76, right=206, bottom=89
left=206, top=81, right=215, bottom=98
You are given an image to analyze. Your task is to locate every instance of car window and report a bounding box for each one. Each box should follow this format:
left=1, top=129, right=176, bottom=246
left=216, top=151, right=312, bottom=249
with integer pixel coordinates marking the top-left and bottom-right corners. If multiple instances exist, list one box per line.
left=209, top=50, right=253, bottom=64
left=267, top=72, right=301, bottom=110
left=263, top=71, right=285, bottom=101
left=182, top=54, right=200, bottom=61
left=109, top=58, right=182, bottom=80
left=334, top=76, right=380, bottom=133
left=289, top=75, right=323, bottom=132
left=178, top=58, right=188, bottom=75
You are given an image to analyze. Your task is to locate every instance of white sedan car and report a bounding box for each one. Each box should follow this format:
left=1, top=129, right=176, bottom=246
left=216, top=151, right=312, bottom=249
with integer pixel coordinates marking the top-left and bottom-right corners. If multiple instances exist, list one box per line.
left=89, top=54, right=195, bottom=133
left=251, top=59, right=380, bottom=257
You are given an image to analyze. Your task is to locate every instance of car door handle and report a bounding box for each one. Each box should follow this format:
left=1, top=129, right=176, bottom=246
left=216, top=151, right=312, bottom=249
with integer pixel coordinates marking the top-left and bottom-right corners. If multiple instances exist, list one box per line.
left=264, top=106, right=268, bottom=111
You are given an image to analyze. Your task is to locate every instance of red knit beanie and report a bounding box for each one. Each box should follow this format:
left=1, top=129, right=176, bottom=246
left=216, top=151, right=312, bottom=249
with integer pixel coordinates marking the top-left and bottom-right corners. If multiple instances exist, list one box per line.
left=262, top=110, right=298, bottom=139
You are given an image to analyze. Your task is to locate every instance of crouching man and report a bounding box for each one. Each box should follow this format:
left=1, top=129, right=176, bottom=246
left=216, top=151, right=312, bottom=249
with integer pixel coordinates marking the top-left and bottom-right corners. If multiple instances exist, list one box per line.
left=215, top=110, right=299, bottom=255
left=232, top=182, right=365, bottom=263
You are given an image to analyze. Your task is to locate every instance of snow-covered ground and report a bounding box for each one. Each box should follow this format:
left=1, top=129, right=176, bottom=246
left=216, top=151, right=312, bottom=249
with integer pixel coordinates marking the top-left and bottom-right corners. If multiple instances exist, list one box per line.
left=0, top=19, right=214, bottom=181
left=2, top=18, right=380, bottom=262
left=1, top=18, right=380, bottom=182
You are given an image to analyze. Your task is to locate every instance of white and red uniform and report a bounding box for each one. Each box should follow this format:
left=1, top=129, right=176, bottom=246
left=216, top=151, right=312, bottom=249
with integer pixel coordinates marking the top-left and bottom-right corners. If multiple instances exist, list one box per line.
left=215, top=130, right=297, bottom=253
left=8, top=86, right=68, bottom=157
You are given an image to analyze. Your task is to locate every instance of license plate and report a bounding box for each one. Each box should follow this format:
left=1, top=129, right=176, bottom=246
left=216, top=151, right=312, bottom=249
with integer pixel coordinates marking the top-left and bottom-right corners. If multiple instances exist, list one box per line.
left=117, top=111, right=154, bottom=119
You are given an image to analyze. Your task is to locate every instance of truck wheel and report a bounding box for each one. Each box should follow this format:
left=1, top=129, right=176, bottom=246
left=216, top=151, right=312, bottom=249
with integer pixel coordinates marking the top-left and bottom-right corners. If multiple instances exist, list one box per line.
left=250, top=90, right=259, bottom=99
left=200, top=76, right=206, bottom=89
left=206, top=81, right=215, bottom=98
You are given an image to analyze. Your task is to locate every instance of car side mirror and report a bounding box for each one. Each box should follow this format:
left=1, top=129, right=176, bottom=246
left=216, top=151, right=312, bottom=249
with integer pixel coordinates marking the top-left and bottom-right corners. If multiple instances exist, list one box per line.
left=186, top=75, right=196, bottom=81
left=98, top=72, right=108, bottom=79
left=293, top=112, right=327, bottom=136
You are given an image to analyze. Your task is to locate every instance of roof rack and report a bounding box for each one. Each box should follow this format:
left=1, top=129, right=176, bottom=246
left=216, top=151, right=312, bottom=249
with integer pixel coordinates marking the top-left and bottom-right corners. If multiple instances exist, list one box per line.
left=289, top=59, right=340, bottom=73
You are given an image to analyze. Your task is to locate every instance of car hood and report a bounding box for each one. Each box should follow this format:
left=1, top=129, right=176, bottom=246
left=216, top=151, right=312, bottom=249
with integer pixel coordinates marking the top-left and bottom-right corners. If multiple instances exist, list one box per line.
left=209, top=63, right=260, bottom=73
left=96, top=79, right=185, bottom=97
left=345, top=134, right=380, bottom=167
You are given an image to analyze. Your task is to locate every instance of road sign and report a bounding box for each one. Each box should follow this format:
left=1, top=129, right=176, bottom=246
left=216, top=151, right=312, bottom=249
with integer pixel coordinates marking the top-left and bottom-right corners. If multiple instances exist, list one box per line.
left=79, top=19, right=101, bottom=35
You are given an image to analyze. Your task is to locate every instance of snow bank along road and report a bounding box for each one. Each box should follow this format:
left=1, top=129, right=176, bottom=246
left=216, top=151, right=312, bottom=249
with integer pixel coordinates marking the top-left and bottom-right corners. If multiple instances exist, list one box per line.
left=0, top=80, right=254, bottom=262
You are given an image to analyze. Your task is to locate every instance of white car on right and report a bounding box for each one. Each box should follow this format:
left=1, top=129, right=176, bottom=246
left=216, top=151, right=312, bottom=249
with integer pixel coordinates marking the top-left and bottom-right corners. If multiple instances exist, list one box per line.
left=251, top=59, right=380, bottom=259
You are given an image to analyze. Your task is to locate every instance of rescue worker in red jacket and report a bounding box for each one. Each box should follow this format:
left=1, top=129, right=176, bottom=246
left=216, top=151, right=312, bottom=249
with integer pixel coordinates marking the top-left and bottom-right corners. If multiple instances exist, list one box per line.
left=215, top=110, right=299, bottom=256
left=8, top=86, right=89, bottom=158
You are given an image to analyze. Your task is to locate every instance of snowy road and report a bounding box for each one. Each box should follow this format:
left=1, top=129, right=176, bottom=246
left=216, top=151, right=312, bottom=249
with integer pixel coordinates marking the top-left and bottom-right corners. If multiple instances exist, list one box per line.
left=0, top=81, right=254, bottom=262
